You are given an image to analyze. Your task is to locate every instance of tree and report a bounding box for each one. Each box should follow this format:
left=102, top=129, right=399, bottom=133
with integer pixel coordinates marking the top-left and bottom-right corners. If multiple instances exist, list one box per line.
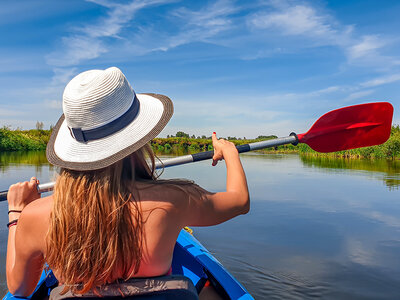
left=36, top=121, right=44, bottom=130
left=257, top=135, right=278, bottom=139
left=176, top=131, right=189, bottom=138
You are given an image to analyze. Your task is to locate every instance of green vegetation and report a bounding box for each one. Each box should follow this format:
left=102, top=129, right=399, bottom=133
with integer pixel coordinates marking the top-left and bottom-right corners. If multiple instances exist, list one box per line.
left=297, top=125, right=400, bottom=159
left=1, top=127, right=399, bottom=160
left=151, top=136, right=271, bottom=155
left=152, top=128, right=400, bottom=160
left=0, top=127, right=51, bottom=151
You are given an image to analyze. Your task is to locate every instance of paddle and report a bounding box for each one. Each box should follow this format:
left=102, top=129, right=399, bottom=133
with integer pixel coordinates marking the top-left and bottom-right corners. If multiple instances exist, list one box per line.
left=0, top=102, right=393, bottom=201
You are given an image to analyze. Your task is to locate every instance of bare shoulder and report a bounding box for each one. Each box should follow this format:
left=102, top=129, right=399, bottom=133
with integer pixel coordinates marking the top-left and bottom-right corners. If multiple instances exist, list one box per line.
left=22, top=195, right=53, bottom=218
left=19, top=195, right=53, bottom=235
left=135, top=180, right=211, bottom=210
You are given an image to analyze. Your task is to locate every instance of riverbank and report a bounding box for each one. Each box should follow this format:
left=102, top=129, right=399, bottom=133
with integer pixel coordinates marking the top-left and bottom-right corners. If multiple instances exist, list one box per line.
left=1, top=126, right=399, bottom=159
left=152, top=126, right=400, bottom=160
left=0, top=128, right=50, bottom=151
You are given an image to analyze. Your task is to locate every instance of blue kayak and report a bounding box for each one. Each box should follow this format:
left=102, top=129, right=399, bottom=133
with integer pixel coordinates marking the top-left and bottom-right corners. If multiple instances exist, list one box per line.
left=3, top=229, right=253, bottom=300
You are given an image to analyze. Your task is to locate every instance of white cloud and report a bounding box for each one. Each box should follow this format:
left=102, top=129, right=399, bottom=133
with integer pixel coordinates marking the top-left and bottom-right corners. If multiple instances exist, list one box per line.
left=47, top=37, right=107, bottom=67
left=44, top=100, right=63, bottom=110
left=43, top=0, right=399, bottom=70
left=246, top=1, right=393, bottom=65
left=51, top=68, right=78, bottom=86
left=147, top=0, right=237, bottom=52
left=344, top=89, right=375, bottom=102
left=173, top=99, right=283, bottom=121
left=46, top=0, right=174, bottom=67
left=308, top=86, right=341, bottom=96
left=85, top=0, right=117, bottom=9
left=0, top=107, right=25, bottom=117
left=250, top=5, right=336, bottom=38
left=361, top=73, right=400, bottom=88
left=165, top=84, right=349, bottom=138
left=81, top=0, right=175, bottom=39
left=347, top=35, right=386, bottom=60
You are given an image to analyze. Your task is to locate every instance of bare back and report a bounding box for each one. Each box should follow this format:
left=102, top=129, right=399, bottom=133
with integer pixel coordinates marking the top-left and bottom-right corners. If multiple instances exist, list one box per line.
left=20, top=181, right=206, bottom=283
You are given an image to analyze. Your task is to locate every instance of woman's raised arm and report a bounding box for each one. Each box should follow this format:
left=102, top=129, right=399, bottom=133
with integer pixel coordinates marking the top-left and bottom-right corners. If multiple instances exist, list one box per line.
left=183, top=132, right=250, bottom=226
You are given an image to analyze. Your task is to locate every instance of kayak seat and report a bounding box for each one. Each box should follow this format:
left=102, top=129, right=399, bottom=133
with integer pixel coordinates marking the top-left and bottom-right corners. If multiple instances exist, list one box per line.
left=49, top=275, right=199, bottom=300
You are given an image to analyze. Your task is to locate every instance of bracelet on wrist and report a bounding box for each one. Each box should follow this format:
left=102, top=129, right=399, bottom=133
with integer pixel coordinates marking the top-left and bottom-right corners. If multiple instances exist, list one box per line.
left=8, top=210, right=22, bottom=215
left=7, top=219, right=18, bottom=228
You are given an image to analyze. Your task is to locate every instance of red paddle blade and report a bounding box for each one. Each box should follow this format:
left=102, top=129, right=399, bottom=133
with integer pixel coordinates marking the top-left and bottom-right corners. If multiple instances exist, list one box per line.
left=297, top=102, right=393, bottom=153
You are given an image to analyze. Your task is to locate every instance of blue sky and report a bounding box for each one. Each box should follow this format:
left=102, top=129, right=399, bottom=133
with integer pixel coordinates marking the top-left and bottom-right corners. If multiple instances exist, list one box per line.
left=0, top=0, right=399, bottom=138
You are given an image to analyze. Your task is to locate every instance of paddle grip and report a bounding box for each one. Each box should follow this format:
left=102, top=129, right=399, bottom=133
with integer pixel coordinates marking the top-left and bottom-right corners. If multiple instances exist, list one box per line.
left=236, top=144, right=251, bottom=153
left=192, top=150, right=214, bottom=162
left=0, top=191, right=7, bottom=202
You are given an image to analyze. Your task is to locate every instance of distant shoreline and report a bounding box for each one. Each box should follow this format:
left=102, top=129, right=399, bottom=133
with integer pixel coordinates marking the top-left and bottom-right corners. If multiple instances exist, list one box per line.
left=0, top=126, right=399, bottom=160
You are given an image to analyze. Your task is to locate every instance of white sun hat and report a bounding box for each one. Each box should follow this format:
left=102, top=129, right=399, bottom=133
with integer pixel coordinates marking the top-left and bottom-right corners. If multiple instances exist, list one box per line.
left=46, top=67, right=173, bottom=171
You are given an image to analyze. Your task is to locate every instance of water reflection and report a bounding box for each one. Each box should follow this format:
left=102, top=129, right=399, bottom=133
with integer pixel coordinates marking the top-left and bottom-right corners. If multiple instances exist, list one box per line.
left=300, top=155, right=400, bottom=190
left=0, top=151, right=54, bottom=174
left=0, top=152, right=399, bottom=299
left=0, top=151, right=55, bottom=196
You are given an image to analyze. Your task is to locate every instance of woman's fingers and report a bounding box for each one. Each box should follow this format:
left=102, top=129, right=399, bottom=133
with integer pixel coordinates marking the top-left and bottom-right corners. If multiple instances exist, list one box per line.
left=212, top=132, right=219, bottom=166
left=8, top=177, right=41, bottom=210
left=212, top=131, right=217, bottom=143
left=212, top=132, right=223, bottom=166
left=29, top=177, right=38, bottom=189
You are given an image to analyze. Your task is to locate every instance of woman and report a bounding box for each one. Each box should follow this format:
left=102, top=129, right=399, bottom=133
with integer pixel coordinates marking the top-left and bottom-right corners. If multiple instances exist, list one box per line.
left=6, top=67, right=249, bottom=298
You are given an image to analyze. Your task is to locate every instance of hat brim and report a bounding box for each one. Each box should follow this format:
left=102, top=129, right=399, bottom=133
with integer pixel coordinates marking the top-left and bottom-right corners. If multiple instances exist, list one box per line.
left=46, top=93, right=173, bottom=171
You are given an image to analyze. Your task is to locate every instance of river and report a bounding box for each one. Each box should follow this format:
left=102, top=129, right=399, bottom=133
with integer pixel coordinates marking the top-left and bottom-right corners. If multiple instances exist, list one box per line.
left=1, top=151, right=399, bottom=299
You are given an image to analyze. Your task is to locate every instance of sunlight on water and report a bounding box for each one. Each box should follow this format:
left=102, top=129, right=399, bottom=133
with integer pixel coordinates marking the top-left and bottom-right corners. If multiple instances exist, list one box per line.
left=0, top=151, right=399, bottom=299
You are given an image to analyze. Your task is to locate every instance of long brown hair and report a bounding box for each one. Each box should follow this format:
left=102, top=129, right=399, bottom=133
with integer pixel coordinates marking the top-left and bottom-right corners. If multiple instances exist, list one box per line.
left=46, top=144, right=156, bottom=294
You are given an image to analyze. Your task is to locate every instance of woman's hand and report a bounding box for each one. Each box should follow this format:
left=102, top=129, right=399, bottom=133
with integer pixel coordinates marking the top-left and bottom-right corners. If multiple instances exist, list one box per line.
left=7, top=177, right=41, bottom=211
left=212, top=132, right=239, bottom=166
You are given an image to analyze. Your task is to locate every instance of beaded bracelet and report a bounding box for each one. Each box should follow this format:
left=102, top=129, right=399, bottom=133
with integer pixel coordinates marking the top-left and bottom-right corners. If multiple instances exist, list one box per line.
left=8, top=210, right=22, bottom=215
left=7, top=219, right=18, bottom=228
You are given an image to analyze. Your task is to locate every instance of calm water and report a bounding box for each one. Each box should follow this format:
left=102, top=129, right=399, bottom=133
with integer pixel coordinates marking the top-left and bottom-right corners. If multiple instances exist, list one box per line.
left=1, top=151, right=400, bottom=299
